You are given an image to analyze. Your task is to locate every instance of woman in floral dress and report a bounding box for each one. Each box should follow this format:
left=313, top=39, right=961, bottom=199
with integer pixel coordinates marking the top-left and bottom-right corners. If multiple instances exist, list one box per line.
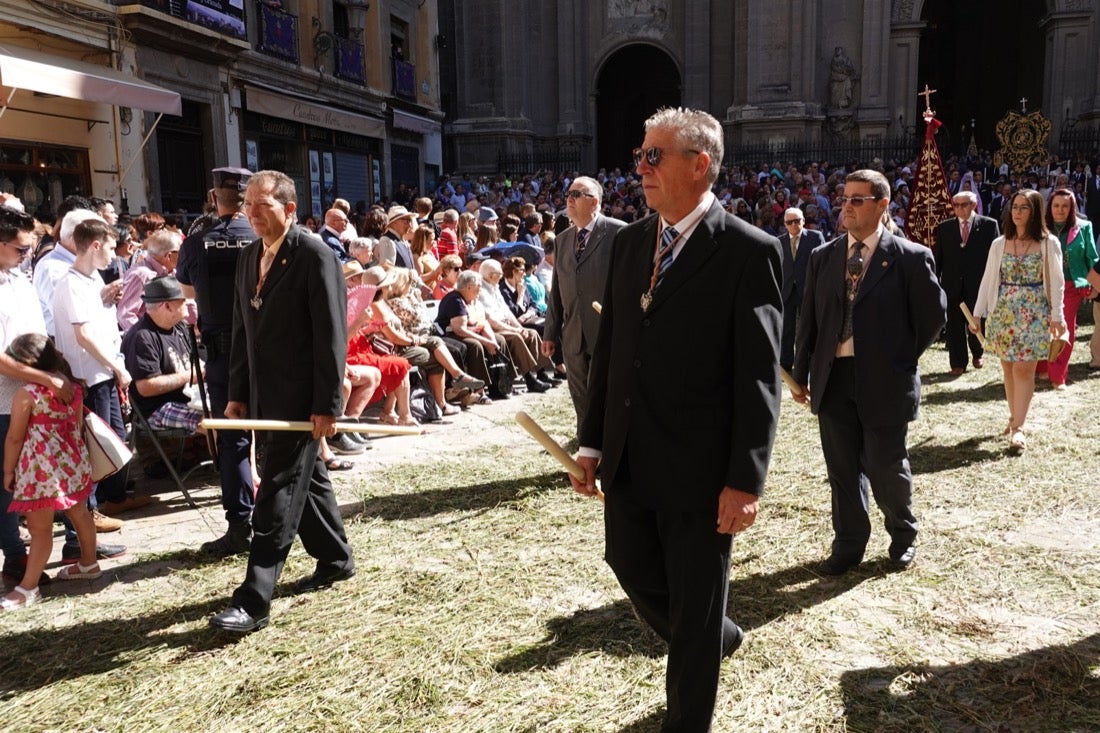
left=972, top=189, right=1067, bottom=451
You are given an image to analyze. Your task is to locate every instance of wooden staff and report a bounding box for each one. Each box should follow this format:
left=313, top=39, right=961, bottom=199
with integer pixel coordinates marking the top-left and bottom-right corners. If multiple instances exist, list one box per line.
left=514, top=411, right=605, bottom=501
left=201, top=419, right=423, bottom=436
left=592, top=301, right=602, bottom=314
left=959, top=303, right=987, bottom=348
left=780, top=367, right=804, bottom=398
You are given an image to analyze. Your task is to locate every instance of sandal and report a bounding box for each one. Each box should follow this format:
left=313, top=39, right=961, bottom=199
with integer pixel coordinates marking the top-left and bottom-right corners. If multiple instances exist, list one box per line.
left=1009, top=429, right=1026, bottom=452
left=380, top=413, right=420, bottom=427
left=0, top=585, right=40, bottom=611
left=324, top=457, right=354, bottom=471
left=55, top=561, right=102, bottom=581
left=441, top=403, right=460, bottom=416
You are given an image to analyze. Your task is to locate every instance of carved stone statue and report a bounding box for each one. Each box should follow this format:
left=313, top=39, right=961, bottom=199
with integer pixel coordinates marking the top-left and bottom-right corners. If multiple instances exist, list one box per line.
left=828, top=46, right=859, bottom=109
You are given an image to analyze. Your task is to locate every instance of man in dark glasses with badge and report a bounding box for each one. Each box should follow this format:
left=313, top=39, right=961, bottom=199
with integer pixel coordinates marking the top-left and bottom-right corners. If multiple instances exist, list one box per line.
left=790, top=169, right=945, bottom=577
left=569, top=108, right=783, bottom=733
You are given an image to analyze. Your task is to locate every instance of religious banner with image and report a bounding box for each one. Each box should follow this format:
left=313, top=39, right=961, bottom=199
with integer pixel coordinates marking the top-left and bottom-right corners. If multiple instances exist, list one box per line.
left=905, top=115, right=952, bottom=250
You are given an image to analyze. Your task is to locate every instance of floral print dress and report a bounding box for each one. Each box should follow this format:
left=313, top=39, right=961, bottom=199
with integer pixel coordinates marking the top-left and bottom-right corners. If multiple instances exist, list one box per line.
left=986, top=251, right=1050, bottom=362
left=8, top=383, right=93, bottom=512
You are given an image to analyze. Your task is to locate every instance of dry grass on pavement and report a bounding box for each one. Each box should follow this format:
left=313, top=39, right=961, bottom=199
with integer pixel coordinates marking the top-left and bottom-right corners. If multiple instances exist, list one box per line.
left=1, top=323, right=1099, bottom=732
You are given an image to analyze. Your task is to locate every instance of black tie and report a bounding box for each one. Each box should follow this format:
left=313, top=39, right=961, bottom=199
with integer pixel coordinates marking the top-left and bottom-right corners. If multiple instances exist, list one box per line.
left=575, top=228, right=589, bottom=261
left=840, top=242, right=865, bottom=342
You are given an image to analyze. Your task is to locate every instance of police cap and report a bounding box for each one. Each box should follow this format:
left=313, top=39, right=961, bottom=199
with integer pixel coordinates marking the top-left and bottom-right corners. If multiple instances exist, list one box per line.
left=212, top=167, right=252, bottom=192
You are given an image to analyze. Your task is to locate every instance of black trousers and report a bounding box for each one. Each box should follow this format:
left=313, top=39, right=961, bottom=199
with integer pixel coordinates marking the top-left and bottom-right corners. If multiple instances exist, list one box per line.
left=203, top=339, right=254, bottom=526
left=231, top=431, right=353, bottom=617
left=817, top=358, right=917, bottom=560
left=944, top=294, right=984, bottom=369
left=605, top=468, right=739, bottom=733
left=780, top=295, right=801, bottom=371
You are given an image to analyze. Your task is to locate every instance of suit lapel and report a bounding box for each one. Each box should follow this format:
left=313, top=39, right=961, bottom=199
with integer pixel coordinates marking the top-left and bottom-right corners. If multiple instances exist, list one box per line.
left=855, top=231, right=897, bottom=304
left=577, top=216, right=607, bottom=267
left=259, top=225, right=300, bottom=301
left=826, top=235, right=848, bottom=305
left=647, top=203, right=722, bottom=313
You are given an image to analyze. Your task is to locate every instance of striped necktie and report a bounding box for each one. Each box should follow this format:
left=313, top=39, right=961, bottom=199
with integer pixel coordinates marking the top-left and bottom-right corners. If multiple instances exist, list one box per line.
left=655, top=226, right=678, bottom=290
left=575, top=228, right=589, bottom=261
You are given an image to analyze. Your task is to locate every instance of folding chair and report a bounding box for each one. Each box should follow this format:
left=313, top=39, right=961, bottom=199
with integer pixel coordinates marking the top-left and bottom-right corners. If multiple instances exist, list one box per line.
left=128, top=400, right=211, bottom=512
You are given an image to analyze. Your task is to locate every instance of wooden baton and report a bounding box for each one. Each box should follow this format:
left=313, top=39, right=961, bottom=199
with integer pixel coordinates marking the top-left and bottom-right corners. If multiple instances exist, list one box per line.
left=959, top=303, right=987, bottom=348
left=201, top=418, right=423, bottom=436
left=514, top=411, right=605, bottom=501
left=780, top=367, right=804, bottom=398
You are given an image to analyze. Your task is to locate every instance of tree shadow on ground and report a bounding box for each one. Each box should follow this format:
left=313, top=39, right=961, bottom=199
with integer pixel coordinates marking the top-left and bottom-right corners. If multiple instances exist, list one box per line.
left=729, top=559, right=872, bottom=633
left=357, top=471, right=566, bottom=521
left=909, top=436, right=1004, bottom=474
left=839, top=632, right=1100, bottom=731
left=920, top=380, right=1005, bottom=406
left=493, top=598, right=665, bottom=673
left=0, top=597, right=245, bottom=697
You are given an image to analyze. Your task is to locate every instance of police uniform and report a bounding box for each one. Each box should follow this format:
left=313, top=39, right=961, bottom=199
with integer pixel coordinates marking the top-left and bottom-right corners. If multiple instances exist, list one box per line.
left=177, top=189, right=256, bottom=537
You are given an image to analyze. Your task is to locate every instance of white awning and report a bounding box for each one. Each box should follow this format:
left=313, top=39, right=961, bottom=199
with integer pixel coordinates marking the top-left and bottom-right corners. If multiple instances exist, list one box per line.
left=393, top=109, right=441, bottom=136
left=245, top=85, right=386, bottom=139
left=0, top=45, right=181, bottom=115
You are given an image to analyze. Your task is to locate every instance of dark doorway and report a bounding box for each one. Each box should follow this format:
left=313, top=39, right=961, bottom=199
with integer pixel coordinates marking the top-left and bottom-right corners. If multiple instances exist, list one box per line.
left=596, top=45, right=681, bottom=173
left=155, top=100, right=209, bottom=216
left=918, top=1, right=1045, bottom=156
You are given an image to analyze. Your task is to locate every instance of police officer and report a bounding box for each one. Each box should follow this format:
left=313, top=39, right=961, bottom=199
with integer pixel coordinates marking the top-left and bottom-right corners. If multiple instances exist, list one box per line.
left=177, top=167, right=256, bottom=556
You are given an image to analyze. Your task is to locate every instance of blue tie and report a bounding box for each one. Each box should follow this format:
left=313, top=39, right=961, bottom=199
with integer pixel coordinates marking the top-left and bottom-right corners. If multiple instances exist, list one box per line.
left=575, top=228, right=589, bottom=261
left=655, top=226, right=678, bottom=289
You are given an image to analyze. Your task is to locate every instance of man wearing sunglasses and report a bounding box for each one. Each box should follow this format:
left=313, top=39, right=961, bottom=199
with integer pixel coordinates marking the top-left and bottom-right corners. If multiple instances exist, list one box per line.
left=778, top=207, right=824, bottom=372
left=570, top=108, right=783, bottom=733
left=791, top=169, right=946, bottom=577
left=542, top=176, right=624, bottom=434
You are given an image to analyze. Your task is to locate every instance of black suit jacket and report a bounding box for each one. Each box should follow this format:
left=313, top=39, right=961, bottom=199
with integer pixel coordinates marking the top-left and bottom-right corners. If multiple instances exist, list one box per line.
left=229, top=225, right=347, bottom=420
left=1086, top=175, right=1100, bottom=225
left=320, top=227, right=349, bottom=262
left=934, top=214, right=999, bottom=303
left=580, top=201, right=783, bottom=511
left=779, top=228, right=823, bottom=303
left=791, top=230, right=946, bottom=427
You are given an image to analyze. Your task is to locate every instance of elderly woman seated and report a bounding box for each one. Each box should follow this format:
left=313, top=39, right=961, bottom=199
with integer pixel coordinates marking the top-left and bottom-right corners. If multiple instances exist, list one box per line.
left=436, top=269, right=516, bottom=401
left=347, top=236, right=377, bottom=268
left=342, top=265, right=419, bottom=429
left=433, top=254, right=463, bottom=300
left=365, top=266, right=484, bottom=415
left=477, top=258, right=555, bottom=392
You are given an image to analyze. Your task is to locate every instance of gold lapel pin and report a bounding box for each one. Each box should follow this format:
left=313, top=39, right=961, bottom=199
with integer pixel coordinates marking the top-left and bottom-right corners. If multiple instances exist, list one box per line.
left=881, top=261, right=888, bottom=267
left=281, top=259, right=287, bottom=264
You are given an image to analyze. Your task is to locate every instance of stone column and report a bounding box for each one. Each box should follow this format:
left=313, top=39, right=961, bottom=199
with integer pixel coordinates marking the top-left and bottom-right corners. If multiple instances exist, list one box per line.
left=855, top=0, right=891, bottom=138
left=888, top=22, right=923, bottom=136
left=1040, top=7, right=1094, bottom=133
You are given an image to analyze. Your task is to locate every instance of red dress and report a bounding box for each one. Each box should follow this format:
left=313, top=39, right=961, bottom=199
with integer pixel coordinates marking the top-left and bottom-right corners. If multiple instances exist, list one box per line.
left=346, top=328, right=411, bottom=404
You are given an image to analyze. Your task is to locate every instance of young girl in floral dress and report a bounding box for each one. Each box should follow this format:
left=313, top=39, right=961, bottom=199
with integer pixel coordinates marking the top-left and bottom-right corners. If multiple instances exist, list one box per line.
left=1, top=334, right=99, bottom=611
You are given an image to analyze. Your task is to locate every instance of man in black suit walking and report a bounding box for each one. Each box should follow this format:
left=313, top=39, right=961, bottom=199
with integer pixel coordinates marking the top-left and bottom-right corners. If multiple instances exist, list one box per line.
left=1085, top=165, right=1100, bottom=226
left=792, top=169, right=945, bottom=576
left=778, top=206, right=823, bottom=371
left=935, top=190, right=999, bottom=375
left=210, top=170, right=355, bottom=633
left=572, top=108, right=783, bottom=732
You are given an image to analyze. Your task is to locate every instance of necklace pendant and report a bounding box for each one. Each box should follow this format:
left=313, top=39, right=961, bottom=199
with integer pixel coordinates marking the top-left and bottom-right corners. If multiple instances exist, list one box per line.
left=640, top=291, right=653, bottom=311
left=250, top=295, right=263, bottom=310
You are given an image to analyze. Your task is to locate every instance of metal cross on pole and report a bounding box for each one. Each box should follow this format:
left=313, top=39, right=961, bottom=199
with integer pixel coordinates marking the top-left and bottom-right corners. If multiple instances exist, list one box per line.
left=919, top=84, right=937, bottom=119
left=1019, top=97, right=1028, bottom=113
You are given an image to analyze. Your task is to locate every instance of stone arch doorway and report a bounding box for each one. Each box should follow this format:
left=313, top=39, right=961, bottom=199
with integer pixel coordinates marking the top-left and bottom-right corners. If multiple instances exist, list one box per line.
left=916, top=0, right=1045, bottom=155
left=595, top=45, right=681, bottom=173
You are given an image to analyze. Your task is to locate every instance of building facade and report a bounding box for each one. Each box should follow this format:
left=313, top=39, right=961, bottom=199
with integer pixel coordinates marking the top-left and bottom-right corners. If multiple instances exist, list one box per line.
left=0, top=0, right=443, bottom=220
left=440, top=0, right=1100, bottom=173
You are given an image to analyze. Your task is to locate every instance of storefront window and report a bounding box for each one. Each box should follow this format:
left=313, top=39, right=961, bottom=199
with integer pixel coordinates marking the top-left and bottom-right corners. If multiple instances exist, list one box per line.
left=0, top=141, right=90, bottom=220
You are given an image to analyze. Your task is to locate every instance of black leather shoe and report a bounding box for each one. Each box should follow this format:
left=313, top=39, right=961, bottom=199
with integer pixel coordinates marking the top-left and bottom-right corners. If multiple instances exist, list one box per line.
left=818, top=554, right=862, bottom=576
left=722, top=623, right=745, bottom=658
left=210, top=606, right=269, bottom=633
left=294, top=565, right=356, bottom=594
left=889, top=545, right=916, bottom=569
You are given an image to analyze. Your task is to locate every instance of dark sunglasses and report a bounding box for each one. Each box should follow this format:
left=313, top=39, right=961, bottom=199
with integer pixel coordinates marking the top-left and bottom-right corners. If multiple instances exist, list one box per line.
left=784, top=219, right=802, bottom=225
left=2, top=240, right=32, bottom=255
left=565, top=190, right=595, bottom=200
left=632, top=146, right=700, bottom=169
left=838, top=196, right=880, bottom=207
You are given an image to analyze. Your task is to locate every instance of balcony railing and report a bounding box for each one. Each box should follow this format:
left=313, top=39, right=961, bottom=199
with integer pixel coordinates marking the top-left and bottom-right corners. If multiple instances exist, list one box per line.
left=256, top=1, right=299, bottom=64
left=393, top=58, right=416, bottom=101
left=333, top=36, right=365, bottom=85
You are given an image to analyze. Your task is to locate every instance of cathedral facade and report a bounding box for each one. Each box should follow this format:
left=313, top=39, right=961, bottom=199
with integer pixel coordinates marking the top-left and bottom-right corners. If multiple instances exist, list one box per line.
left=440, top=0, right=1100, bottom=172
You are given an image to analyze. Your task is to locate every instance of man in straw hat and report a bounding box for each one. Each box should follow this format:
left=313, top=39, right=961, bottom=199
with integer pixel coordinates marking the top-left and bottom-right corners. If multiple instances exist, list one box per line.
left=376, top=205, right=418, bottom=271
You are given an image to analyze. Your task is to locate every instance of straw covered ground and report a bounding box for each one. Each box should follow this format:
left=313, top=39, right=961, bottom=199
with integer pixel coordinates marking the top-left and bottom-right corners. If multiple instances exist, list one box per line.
left=1, top=319, right=1099, bottom=732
